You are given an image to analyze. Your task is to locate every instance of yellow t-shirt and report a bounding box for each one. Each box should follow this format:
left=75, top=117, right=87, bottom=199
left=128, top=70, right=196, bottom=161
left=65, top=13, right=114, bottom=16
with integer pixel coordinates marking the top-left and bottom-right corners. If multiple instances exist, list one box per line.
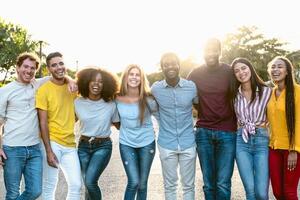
left=267, top=84, right=300, bottom=152
left=36, top=81, right=77, bottom=147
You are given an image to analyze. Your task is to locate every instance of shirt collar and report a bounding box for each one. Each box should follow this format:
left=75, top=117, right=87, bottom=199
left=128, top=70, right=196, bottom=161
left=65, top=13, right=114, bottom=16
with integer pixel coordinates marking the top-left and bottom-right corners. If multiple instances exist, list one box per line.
left=162, top=78, right=184, bottom=88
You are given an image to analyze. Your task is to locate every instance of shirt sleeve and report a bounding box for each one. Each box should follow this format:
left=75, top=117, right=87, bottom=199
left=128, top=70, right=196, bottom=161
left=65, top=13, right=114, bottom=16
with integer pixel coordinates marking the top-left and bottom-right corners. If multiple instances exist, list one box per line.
left=35, top=87, right=48, bottom=110
left=191, top=82, right=198, bottom=104
left=35, top=76, right=51, bottom=88
left=111, top=102, right=120, bottom=123
left=0, top=88, right=7, bottom=121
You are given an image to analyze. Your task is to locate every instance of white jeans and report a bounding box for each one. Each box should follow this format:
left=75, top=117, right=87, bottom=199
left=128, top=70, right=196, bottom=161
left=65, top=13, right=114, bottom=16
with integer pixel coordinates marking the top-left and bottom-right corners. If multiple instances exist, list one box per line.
left=41, top=141, right=81, bottom=200
left=158, top=144, right=196, bottom=200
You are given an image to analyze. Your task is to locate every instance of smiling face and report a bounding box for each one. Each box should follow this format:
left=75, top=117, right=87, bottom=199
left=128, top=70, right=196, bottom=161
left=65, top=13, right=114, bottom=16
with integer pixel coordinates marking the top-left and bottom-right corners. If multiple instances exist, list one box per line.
left=16, top=58, right=37, bottom=84
left=88, top=73, right=103, bottom=100
left=268, top=58, right=288, bottom=85
left=127, top=67, right=141, bottom=89
left=233, top=62, right=251, bottom=84
left=161, top=55, right=180, bottom=82
left=47, top=56, right=66, bottom=81
left=204, top=39, right=221, bottom=67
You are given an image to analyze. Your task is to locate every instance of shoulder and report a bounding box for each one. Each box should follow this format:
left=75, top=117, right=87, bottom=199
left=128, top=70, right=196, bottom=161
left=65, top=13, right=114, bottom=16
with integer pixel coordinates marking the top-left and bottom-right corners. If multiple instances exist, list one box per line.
left=0, top=82, right=18, bottom=100
left=180, top=78, right=196, bottom=88
left=295, top=83, right=300, bottom=91
left=187, top=65, right=204, bottom=78
left=151, top=80, right=164, bottom=91
left=0, top=81, right=17, bottom=92
left=74, top=96, right=85, bottom=104
left=37, top=80, right=52, bottom=91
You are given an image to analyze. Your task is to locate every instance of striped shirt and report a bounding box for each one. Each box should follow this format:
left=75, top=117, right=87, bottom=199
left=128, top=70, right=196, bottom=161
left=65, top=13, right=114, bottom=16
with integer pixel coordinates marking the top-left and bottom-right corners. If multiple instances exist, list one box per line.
left=234, top=86, right=272, bottom=142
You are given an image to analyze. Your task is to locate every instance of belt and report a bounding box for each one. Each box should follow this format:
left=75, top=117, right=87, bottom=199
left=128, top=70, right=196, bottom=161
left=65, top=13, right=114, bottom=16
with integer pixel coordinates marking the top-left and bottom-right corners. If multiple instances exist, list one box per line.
left=79, top=135, right=111, bottom=144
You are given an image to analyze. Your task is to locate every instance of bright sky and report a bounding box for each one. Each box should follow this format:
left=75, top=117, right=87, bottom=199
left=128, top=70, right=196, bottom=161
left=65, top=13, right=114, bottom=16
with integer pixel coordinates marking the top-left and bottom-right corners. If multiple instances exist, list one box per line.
left=1, top=0, right=300, bottom=73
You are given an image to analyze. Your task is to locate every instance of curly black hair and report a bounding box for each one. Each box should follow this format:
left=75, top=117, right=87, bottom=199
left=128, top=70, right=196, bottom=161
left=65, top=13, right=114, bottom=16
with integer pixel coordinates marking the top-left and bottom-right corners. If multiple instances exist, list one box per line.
left=76, top=67, right=119, bottom=102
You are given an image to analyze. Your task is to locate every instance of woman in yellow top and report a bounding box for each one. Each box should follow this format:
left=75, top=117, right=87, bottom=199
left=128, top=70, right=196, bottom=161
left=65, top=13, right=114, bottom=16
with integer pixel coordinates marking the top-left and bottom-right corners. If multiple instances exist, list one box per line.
left=267, top=56, right=300, bottom=200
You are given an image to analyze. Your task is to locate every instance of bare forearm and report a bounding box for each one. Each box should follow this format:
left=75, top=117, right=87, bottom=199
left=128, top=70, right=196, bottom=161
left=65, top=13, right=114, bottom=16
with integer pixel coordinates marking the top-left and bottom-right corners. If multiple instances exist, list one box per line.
left=37, top=109, right=52, bottom=153
left=40, top=123, right=52, bottom=153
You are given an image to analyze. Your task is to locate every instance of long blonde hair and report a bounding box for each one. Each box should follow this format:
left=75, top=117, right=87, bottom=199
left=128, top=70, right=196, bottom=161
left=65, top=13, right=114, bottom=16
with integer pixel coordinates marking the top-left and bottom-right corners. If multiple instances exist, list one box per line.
left=119, top=64, right=151, bottom=125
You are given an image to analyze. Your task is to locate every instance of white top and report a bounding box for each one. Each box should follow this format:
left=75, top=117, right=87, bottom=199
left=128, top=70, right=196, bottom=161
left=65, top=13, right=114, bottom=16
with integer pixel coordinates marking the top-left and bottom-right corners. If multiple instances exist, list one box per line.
left=0, top=78, right=49, bottom=146
left=74, top=97, right=119, bottom=137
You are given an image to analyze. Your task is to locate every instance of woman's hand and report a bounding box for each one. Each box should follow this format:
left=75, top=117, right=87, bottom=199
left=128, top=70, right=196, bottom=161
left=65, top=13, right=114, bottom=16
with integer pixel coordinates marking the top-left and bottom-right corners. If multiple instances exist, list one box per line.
left=287, top=150, right=297, bottom=171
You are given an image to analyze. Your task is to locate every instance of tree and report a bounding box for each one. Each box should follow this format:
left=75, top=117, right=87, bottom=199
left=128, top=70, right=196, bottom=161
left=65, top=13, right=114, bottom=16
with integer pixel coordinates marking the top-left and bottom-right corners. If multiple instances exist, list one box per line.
left=221, top=26, right=289, bottom=80
left=0, top=18, right=39, bottom=83
left=287, top=50, right=300, bottom=83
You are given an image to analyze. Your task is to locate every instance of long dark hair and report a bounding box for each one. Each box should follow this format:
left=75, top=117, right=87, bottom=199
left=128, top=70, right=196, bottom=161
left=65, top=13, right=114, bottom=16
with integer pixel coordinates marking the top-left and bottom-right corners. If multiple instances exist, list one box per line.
left=269, top=56, right=295, bottom=149
left=229, top=58, right=266, bottom=106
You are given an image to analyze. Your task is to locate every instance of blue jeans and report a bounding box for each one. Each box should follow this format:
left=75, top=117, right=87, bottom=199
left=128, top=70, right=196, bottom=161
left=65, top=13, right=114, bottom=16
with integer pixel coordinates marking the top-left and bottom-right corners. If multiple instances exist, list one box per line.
left=195, top=128, right=236, bottom=200
left=236, top=128, right=269, bottom=200
left=119, top=141, right=156, bottom=200
left=3, top=144, right=42, bottom=200
left=78, top=138, right=112, bottom=200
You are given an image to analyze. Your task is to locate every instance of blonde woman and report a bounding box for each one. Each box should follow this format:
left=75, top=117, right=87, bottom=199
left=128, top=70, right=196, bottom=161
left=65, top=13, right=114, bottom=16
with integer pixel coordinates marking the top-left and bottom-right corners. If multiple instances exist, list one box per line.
left=116, top=64, right=157, bottom=200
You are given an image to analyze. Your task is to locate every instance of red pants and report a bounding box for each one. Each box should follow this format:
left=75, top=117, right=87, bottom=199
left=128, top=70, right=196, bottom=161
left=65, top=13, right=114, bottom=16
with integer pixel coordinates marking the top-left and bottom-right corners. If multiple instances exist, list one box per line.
left=269, top=148, right=300, bottom=200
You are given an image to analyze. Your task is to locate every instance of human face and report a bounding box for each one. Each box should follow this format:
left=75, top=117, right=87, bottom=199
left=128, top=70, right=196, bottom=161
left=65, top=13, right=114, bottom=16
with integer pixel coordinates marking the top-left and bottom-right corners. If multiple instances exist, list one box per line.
left=268, top=59, right=288, bottom=84
left=16, top=58, right=37, bottom=84
left=161, top=56, right=180, bottom=81
left=127, top=67, right=141, bottom=88
left=88, top=73, right=103, bottom=100
left=47, top=56, right=66, bottom=81
left=204, top=45, right=221, bottom=67
left=233, top=62, right=251, bottom=84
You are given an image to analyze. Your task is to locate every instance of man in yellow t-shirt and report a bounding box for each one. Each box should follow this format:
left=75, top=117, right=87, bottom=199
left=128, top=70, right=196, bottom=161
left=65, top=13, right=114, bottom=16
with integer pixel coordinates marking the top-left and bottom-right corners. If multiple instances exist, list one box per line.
left=36, top=52, right=81, bottom=200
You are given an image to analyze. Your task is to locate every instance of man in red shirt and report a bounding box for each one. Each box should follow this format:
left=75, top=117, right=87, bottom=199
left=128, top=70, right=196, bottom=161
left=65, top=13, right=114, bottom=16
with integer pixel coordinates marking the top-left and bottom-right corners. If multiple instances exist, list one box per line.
left=187, top=38, right=237, bottom=200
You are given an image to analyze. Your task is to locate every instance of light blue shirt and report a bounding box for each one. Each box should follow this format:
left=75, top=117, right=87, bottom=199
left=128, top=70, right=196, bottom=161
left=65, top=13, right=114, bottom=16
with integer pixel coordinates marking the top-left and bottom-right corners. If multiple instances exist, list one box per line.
left=74, top=97, right=119, bottom=137
left=116, top=97, right=157, bottom=148
left=151, top=78, right=197, bottom=151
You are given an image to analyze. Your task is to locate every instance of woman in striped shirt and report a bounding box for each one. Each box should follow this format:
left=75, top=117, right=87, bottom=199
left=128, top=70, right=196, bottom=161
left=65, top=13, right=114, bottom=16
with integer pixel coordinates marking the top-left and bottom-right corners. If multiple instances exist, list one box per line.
left=230, top=58, right=272, bottom=200
left=267, top=56, right=300, bottom=200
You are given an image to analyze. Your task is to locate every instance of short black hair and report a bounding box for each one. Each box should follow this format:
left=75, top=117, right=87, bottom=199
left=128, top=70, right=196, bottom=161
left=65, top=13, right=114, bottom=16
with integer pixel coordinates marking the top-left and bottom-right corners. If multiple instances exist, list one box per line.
left=46, top=52, right=63, bottom=67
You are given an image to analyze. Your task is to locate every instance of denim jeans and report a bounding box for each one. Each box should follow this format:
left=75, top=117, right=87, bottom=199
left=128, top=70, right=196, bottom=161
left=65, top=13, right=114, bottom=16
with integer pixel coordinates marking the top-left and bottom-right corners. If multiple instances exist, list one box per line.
left=158, top=145, right=196, bottom=200
left=236, top=128, right=269, bottom=200
left=119, top=141, right=155, bottom=200
left=195, top=128, right=236, bottom=200
left=41, top=141, right=81, bottom=200
left=3, top=144, right=42, bottom=200
left=78, top=138, right=112, bottom=200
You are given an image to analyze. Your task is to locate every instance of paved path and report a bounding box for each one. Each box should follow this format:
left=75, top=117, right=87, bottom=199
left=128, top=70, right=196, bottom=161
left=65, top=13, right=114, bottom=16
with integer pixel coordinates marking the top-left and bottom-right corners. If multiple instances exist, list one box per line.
left=0, top=126, right=295, bottom=199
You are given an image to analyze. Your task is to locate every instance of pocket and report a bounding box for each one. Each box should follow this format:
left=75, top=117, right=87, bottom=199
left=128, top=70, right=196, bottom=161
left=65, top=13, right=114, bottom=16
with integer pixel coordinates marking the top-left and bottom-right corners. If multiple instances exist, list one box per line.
left=256, top=128, right=269, bottom=138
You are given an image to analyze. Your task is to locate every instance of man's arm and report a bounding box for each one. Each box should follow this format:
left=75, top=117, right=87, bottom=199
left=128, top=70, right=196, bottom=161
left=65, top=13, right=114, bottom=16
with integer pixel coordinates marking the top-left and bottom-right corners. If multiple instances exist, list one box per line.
left=0, top=119, right=7, bottom=165
left=35, top=75, right=77, bottom=92
left=37, top=109, right=58, bottom=168
left=64, top=75, right=77, bottom=93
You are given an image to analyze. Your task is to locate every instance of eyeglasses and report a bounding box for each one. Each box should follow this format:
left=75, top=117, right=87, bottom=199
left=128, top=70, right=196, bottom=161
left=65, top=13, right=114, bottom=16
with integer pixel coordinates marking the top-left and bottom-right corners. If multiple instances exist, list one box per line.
left=50, top=61, right=64, bottom=68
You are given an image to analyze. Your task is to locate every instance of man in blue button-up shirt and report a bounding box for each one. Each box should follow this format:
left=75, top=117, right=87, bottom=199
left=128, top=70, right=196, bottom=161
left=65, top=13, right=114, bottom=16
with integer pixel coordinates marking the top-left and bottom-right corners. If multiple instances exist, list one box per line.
left=151, top=52, right=198, bottom=200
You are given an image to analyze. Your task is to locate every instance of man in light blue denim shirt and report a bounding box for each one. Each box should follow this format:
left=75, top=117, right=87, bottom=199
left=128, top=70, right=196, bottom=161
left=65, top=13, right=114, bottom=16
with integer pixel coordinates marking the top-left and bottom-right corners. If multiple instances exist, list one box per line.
left=151, top=52, right=198, bottom=200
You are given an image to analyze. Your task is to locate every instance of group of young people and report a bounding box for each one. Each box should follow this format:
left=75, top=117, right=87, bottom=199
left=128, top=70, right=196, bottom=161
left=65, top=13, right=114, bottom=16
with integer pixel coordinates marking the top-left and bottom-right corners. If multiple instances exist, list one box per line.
left=0, top=38, right=299, bottom=200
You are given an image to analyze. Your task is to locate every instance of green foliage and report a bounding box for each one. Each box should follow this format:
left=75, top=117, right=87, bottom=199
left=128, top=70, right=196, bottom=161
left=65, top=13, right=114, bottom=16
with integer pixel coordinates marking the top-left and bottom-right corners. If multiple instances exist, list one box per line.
left=147, top=71, right=164, bottom=86
left=67, top=68, right=76, bottom=79
left=0, top=18, right=39, bottom=83
left=221, top=26, right=290, bottom=80
left=287, top=50, right=300, bottom=83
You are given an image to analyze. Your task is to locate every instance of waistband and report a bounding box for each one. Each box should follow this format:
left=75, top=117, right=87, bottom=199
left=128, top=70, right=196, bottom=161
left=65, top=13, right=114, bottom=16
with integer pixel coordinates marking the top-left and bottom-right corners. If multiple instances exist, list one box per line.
left=79, top=135, right=111, bottom=144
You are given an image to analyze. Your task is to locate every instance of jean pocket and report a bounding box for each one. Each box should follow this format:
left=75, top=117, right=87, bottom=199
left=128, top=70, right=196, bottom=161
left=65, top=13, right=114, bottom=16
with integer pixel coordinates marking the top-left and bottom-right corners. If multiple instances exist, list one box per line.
left=256, top=128, right=269, bottom=138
